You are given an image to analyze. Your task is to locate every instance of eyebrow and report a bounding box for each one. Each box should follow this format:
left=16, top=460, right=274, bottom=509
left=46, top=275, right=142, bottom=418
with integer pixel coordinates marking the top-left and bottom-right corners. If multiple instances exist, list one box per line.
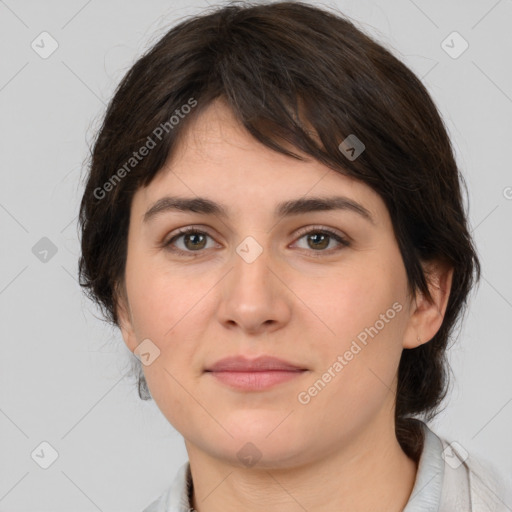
left=143, top=195, right=375, bottom=224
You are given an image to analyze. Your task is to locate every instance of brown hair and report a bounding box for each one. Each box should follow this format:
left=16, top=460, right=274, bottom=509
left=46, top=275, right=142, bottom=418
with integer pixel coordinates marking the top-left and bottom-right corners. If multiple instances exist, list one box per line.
left=78, top=1, right=480, bottom=460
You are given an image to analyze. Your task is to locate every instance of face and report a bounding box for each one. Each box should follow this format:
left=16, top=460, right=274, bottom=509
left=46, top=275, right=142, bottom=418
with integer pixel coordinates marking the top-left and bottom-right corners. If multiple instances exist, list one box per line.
left=118, top=98, right=443, bottom=469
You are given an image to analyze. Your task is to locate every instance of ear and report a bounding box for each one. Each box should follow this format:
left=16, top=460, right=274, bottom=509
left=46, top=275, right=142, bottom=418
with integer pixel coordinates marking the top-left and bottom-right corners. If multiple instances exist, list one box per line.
left=115, top=283, right=138, bottom=354
left=403, top=260, right=454, bottom=349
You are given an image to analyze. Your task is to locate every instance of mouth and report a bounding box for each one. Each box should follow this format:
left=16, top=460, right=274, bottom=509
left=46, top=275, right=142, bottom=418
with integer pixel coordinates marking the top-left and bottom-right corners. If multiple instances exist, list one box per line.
left=205, top=369, right=308, bottom=391
left=204, top=355, right=308, bottom=391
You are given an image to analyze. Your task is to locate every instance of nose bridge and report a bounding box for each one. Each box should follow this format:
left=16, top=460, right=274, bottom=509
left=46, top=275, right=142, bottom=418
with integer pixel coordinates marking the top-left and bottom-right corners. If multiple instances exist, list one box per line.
left=216, top=233, right=291, bottom=333
left=231, top=234, right=275, bottom=302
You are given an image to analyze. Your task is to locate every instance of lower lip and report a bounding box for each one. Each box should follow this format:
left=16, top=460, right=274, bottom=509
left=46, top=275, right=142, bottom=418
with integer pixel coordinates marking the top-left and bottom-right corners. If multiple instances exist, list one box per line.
left=206, top=370, right=306, bottom=391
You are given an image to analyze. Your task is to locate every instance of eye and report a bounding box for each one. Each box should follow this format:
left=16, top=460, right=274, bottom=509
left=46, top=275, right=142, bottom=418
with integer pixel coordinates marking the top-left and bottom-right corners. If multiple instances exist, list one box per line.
left=292, top=226, right=350, bottom=254
left=163, top=227, right=217, bottom=255
left=162, top=225, right=350, bottom=257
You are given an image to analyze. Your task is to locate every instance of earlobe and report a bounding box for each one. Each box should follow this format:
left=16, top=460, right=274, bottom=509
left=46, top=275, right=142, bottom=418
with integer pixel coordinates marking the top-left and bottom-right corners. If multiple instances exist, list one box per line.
left=118, top=313, right=138, bottom=353
left=115, top=288, right=138, bottom=353
left=403, top=261, right=454, bottom=349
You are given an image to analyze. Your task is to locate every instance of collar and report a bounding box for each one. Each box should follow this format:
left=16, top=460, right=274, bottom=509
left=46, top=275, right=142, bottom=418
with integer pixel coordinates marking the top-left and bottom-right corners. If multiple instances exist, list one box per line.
left=143, top=420, right=506, bottom=512
left=403, top=420, right=445, bottom=511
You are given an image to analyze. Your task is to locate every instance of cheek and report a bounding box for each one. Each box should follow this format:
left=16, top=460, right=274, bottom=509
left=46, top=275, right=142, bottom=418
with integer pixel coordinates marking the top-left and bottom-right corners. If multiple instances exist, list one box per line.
left=125, top=256, right=208, bottom=374
left=141, top=363, right=196, bottom=437
left=125, top=252, right=196, bottom=339
left=293, top=260, right=407, bottom=396
left=292, top=261, right=404, bottom=342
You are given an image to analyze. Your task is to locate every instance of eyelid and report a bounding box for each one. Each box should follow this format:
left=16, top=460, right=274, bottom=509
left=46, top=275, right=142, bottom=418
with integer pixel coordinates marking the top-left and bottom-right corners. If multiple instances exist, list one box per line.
left=162, top=224, right=350, bottom=255
left=291, top=224, right=350, bottom=244
left=289, top=225, right=350, bottom=255
left=162, top=225, right=220, bottom=250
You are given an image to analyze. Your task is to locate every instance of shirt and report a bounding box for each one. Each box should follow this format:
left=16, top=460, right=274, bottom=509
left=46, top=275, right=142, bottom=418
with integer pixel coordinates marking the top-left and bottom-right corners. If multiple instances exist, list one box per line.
left=143, top=421, right=512, bottom=511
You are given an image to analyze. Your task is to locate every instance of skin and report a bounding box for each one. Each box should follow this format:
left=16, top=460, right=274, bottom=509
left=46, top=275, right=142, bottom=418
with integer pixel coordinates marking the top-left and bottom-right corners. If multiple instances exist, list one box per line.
left=118, top=98, right=453, bottom=512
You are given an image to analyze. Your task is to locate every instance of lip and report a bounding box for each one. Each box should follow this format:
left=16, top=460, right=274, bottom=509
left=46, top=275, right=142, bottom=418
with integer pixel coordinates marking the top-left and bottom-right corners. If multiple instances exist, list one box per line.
left=205, top=355, right=306, bottom=372
left=204, top=355, right=308, bottom=391
left=207, top=370, right=306, bottom=391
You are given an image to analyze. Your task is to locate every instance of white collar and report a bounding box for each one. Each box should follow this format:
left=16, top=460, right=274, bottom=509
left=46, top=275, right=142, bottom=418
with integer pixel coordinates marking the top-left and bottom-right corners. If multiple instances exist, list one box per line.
left=143, top=420, right=510, bottom=512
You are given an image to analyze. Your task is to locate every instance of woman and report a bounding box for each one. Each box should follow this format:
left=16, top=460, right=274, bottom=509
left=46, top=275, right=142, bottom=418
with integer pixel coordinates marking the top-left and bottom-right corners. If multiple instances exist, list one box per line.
left=78, top=2, right=510, bottom=510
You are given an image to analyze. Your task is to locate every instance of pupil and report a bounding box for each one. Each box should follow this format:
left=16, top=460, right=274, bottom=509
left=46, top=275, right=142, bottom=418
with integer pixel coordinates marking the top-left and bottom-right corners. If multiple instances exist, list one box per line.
left=182, top=233, right=330, bottom=251
left=186, top=233, right=205, bottom=250
left=309, top=233, right=328, bottom=250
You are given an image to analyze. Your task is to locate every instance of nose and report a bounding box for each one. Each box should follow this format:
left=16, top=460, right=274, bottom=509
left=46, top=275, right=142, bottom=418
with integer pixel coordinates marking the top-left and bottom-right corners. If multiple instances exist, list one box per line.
left=216, top=239, right=292, bottom=335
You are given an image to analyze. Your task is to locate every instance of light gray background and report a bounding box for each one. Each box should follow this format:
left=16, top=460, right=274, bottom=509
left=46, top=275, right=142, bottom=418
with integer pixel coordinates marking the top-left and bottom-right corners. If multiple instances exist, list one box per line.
left=1, top=0, right=511, bottom=510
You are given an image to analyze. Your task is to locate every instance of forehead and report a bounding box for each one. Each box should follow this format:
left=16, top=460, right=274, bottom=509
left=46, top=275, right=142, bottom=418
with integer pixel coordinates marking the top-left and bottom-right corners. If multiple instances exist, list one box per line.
left=133, top=98, right=387, bottom=224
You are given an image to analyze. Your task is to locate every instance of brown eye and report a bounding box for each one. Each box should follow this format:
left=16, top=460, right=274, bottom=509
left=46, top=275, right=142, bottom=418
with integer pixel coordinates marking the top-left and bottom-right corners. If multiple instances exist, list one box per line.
left=163, top=226, right=349, bottom=257
left=294, top=228, right=350, bottom=253
left=306, top=232, right=330, bottom=250
left=164, top=228, right=215, bottom=255
left=181, top=232, right=207, bottom=251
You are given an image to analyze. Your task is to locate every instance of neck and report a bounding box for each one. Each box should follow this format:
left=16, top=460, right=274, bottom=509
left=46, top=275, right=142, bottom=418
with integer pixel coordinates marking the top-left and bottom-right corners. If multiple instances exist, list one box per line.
left=185, top=413, right=418, bottom=512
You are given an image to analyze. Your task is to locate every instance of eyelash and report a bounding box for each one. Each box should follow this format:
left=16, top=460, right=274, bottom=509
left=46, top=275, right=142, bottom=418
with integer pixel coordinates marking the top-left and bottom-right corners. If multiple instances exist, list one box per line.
left=162, top=225, right=350, bottom=258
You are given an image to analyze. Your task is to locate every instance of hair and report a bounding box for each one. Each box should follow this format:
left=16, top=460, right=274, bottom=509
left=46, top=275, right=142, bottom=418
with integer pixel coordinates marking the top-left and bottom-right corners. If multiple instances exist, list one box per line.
left=78, top=0, right=480, bottom=461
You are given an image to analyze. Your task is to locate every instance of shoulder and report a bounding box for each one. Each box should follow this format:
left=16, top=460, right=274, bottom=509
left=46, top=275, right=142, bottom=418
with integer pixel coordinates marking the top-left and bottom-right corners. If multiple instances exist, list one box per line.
left=422, top=422, right=512, bottom=512
left=142, top=486, right=174, bottom=512
left=142, top=461, right=192, bottom=512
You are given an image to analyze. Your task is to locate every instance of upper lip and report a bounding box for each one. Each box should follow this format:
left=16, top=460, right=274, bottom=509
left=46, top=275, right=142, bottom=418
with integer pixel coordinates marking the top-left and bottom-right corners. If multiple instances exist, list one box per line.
left=205, top=355, right=306, bottom=372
